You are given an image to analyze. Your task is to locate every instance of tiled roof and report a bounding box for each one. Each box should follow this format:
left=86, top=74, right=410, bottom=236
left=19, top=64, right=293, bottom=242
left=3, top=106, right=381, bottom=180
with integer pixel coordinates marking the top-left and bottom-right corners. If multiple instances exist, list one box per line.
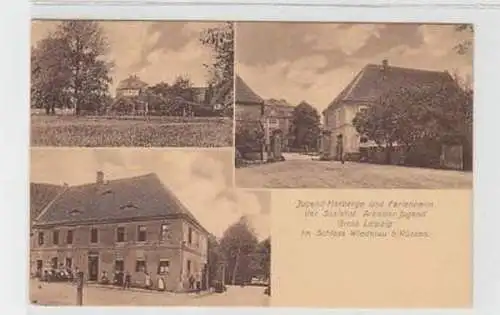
left=325, top=63, right=456, bottom=112
left=235, top=75, right=264, bottom=105
left=30, top=183, right=64, bottom=225
left=33, top=173, right=205, bottom=232
left=117, top=75, right=148, bottom=90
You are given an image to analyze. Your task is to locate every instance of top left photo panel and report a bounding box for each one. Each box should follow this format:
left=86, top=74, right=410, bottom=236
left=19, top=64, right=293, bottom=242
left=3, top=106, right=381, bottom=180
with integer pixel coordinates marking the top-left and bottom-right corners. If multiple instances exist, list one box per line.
left=30, top=20, right=234, bottom=148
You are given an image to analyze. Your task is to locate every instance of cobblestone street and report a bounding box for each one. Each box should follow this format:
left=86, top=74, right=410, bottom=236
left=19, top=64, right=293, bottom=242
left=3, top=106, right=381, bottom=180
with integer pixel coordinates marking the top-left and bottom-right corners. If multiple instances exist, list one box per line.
left=30, top=280, right=269, bottom=306
left=236, top=157, right=473, bottom=189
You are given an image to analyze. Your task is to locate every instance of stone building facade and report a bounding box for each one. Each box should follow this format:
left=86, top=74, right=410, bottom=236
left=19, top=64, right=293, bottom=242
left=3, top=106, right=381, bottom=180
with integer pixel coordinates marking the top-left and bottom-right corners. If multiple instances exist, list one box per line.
left=30, top=172, right=209, bottom=292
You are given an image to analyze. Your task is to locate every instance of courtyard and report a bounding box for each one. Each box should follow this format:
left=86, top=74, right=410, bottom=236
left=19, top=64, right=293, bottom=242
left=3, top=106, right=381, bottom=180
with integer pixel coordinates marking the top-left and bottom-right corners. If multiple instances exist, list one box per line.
left=235, top=154, right=473, bottom=189
left=29, top=279, right=269, bottom=307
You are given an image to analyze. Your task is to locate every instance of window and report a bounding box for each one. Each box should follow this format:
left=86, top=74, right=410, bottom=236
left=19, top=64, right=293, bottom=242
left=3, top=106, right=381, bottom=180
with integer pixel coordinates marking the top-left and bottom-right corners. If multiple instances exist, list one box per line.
left=135, top=260, right=147, bottom=272
left=186, top=260, right=192, bottom=274
left=157, top=260, right=170, bottom=275
left=90, top=228, right=98, bottom=243
left=194, top=231, right=199, bottom=248
left=160, top=223, right=170, bottom=241
left=66, top=230, right=73, bottom=244
left=188, top=227, right=193, bottom=244
left=65, top=258, right=72, bottom=268
left=38, top=232, right=44, bottom=245
left=137, top=225, right=147, bottom=242
left=115, top=260, right=124, bottom=272
left=51, top=257, right=58, bottom=269
left=52, top=231, right=59, bottom=245
left=116, top=227, right=125, bottom=242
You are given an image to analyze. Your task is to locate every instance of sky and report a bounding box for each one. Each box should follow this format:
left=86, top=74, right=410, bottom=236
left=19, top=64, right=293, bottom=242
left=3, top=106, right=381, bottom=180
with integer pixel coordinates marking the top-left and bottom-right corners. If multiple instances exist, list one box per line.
left=236, top=22, right=474, bottom=112
left=30, top=148, right=270, bottom=240
left=31, top=20, right=222, bottom=95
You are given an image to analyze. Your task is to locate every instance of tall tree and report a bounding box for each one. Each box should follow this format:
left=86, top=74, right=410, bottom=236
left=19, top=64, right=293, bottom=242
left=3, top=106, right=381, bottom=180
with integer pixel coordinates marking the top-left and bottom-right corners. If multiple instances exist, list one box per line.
left=290, top=101, right=321, bottom=151
left=32, top=21, right=113, bottom=115
left=31, top=37, right=72, bottom=114
left=219, top=216, right=259, bottom=285
left=454, top=24, right=473, bottom=55
left=206, top=234, right=223, bottom=287
left=55, top=21, right=113, bottom=115
left=200, top=22, right=234, bottom=87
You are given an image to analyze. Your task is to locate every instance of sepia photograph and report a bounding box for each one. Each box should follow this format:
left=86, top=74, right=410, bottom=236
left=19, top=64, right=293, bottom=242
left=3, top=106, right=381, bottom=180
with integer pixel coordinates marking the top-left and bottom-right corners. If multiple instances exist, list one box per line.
left=29, top=149, right=270, bottom=306
left=234, top=23, right=473, bottom=189
left=30, top=20, right=234, bottom=147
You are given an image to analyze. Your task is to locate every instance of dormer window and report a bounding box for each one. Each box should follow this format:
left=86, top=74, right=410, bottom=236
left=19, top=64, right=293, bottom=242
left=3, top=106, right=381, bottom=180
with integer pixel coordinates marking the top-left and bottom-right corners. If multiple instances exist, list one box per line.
left=120, top=202, right=138, bottom=210
left=101, top=189, right=113, bottom=195
left=69, top=209, right=81, bottom=216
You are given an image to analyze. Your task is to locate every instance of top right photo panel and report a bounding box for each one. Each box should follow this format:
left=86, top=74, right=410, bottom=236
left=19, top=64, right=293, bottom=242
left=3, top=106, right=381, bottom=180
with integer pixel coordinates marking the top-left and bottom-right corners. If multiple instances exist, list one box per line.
left=234, top=23, right=473, bottom=189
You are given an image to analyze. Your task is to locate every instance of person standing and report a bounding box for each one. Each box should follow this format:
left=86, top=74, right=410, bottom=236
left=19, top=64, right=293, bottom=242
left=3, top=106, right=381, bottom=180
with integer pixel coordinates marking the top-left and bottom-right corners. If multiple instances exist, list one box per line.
left=123, top=271, right=131, bottom=289
left=144, top=272, right=152, bottom=290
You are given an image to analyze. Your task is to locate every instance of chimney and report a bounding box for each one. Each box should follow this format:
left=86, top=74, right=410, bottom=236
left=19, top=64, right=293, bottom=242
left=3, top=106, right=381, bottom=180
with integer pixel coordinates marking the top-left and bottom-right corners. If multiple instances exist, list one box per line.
left=96, top=171, right=104, bottom=184
left=382, top=59, right=388, bottom=69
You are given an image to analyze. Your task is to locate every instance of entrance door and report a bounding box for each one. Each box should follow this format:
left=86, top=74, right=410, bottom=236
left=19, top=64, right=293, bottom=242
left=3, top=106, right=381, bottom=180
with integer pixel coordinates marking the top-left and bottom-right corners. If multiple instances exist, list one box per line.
left=88, top=255, right=99, bottom=281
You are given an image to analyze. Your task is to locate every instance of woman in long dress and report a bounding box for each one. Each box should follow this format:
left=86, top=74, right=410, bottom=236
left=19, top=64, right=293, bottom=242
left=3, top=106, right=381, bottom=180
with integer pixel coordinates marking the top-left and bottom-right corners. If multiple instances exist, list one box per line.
left=157, top=276, right=165, bottom=291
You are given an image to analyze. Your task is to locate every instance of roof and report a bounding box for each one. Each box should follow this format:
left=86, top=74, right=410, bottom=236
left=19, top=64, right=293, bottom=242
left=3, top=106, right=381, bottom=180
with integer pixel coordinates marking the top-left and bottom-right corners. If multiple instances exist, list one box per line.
left=264, top=99, right=295, bottom=117
left=33, top=173, right=207, bottom=233
left=30, top=183, right=64, bottom=225
left=235, top=75, right=264, bottom=105
left=117, top=75, right=148, bottom=91
left=324, top=63, right=456, bottom=113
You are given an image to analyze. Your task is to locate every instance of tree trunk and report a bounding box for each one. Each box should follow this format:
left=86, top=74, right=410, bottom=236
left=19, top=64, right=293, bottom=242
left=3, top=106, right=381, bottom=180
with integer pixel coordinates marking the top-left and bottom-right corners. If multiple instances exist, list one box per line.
left=231, top=247, right=241, bottom=285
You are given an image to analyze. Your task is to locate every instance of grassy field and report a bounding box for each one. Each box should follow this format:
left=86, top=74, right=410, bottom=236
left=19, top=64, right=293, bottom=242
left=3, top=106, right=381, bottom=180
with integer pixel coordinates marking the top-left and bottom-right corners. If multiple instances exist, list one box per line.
left=31, top=115, right=233, bottom=147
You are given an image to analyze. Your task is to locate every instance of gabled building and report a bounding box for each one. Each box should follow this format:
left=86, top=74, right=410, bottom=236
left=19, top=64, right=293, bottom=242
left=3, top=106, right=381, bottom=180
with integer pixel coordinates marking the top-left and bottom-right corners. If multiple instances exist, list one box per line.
left=116, top=75, right=148, bottom=98
left=322, top=60, right=461, bottom=161
left=111, top=75, right=149, bottom=115
left=235, top=75, right=294, bottom=159
left=30, top=172, right=209, bottom=292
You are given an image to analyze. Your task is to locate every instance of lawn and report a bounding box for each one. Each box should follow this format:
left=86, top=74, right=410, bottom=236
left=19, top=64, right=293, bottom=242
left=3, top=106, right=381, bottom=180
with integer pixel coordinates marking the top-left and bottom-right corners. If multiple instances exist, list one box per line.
left=235, top=158, right=473, bottom=189
left=31, top=115, right=233, bottom=147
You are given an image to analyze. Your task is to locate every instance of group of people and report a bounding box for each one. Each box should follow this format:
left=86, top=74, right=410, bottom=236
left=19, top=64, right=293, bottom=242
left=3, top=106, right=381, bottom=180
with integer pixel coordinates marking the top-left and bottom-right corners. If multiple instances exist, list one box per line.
left=38, top=264, right=80, bottom=282
left=99, top=270, right=164, bottom=291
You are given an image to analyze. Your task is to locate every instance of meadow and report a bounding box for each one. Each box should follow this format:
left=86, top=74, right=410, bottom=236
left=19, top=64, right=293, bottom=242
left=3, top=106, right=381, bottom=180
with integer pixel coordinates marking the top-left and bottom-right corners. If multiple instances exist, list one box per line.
left=31, top=115, right=234, bottom=147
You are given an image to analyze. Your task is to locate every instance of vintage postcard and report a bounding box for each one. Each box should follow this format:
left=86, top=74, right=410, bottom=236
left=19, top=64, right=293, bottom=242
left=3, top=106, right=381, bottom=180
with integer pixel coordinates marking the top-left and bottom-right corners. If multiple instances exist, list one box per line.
left=28, top=20, right=473, bottom=310
left=30, top=148, right=270, bottom=306
left=30, top=20, right=234, bottom=147
left=235, top=22, right=473, bottom=189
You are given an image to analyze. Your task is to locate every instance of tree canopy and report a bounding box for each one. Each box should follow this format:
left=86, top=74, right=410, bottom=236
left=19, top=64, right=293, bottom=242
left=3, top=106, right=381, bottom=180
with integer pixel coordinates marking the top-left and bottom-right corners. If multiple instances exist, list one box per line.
left=352, top=77, right=472, bottom=165
left=31, top=21, right=113, bottom=115
left=217, top=216, right=270, bottom=285
left=290, top=101, right=321, bottom=151
left=200, top=22, right=234, bottom=88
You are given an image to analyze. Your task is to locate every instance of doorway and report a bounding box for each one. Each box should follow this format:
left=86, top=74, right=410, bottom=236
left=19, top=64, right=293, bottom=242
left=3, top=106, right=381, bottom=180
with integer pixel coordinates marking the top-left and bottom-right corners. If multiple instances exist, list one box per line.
left=88, top=254, right=99, bottom=281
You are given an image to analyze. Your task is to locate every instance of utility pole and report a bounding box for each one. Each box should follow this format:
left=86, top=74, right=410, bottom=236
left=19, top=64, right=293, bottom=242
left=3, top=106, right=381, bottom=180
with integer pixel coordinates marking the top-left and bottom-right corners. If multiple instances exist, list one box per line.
left=76, top=271, right=84, bottom=306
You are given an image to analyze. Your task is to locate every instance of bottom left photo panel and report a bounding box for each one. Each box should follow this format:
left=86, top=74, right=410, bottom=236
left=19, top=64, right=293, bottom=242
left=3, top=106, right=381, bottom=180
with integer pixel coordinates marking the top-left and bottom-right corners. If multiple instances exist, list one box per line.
left=29, top=148, right=270, bottom=307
